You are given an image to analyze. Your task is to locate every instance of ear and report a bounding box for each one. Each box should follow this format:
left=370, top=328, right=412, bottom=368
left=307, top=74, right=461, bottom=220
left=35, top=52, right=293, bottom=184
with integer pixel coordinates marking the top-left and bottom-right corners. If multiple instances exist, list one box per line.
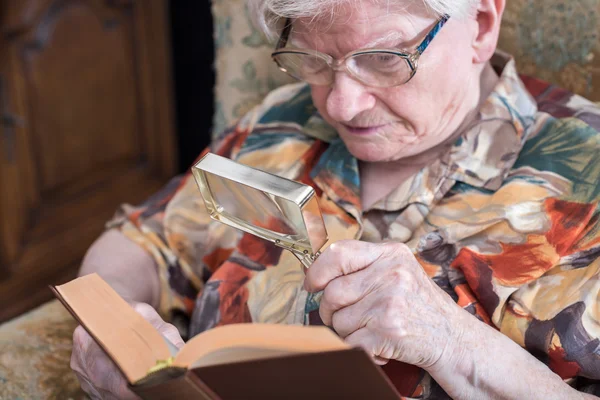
left=472, top=0, right=506, bottom=64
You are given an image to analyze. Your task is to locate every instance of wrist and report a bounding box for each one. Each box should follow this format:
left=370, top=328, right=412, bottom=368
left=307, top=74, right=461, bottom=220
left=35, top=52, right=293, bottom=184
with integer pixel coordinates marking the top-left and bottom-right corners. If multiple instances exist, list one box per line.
left=426, top=308, right=583, bottom=400
left=426, top=306, right=473, bottom=381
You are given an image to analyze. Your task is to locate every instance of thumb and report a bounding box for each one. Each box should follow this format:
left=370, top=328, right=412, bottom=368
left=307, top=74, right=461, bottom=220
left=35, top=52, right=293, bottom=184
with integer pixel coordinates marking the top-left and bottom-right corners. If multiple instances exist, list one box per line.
left=159, top=323, right=185, bottom=349
left=304, top=240, right=392, bottom=293
left=132, top=303, right=185, bottom=348
left=345, top=328, right=390, bottom=366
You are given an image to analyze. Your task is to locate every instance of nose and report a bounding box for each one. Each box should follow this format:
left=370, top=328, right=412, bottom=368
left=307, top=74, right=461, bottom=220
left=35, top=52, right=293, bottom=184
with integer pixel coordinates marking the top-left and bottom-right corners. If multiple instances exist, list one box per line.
left=325, top=72, right=376, bottom=122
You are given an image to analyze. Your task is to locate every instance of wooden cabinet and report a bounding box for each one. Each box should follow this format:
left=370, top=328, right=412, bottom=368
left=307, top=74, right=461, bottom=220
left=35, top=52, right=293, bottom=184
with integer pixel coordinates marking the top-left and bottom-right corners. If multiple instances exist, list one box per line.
left=0, top=0, right=177, bottom=322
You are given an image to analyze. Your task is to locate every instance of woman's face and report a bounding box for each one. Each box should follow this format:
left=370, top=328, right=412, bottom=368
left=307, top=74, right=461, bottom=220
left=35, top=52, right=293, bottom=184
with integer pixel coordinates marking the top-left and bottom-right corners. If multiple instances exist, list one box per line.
left=292, top=3, right=481, bottom=163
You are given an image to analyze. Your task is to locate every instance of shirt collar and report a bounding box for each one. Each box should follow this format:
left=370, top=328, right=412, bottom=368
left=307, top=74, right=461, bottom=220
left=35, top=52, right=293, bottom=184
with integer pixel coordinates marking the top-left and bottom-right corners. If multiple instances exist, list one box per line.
left=310, top=52, right=539, bottom=213
left=443, top=53, right=538, bottom=191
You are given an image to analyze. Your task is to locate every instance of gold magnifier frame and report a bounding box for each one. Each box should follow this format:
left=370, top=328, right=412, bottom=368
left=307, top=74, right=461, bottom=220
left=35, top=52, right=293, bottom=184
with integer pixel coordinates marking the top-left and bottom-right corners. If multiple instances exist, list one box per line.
left=191, top=153, right=328, bottom=269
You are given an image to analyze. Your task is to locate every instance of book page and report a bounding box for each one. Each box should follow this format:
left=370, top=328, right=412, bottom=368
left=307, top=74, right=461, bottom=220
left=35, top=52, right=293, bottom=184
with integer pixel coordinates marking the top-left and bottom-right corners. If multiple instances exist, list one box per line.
left=174, top=324, right=349, bottom=368
left=53, top=274, right=172, bottom=383
left=190, top=347, right=299, bottom=369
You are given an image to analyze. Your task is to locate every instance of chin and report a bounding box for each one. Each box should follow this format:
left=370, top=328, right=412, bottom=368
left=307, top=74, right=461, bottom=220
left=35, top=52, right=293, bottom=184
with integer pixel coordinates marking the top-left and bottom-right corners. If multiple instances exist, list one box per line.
left=336, top=124, right=421, bottom=163
left=344, top=142, right=407, bottom=163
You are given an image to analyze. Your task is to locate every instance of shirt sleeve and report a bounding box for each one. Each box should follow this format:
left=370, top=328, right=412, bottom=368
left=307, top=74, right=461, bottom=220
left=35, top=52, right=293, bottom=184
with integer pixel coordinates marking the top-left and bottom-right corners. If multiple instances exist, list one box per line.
left=448, top=197, right=600, bottom=391
left=445, top=90, right=600, bottom=389
left=106, top=125, right=251, bottom=322
left=516, top=202, right=600, bottom=386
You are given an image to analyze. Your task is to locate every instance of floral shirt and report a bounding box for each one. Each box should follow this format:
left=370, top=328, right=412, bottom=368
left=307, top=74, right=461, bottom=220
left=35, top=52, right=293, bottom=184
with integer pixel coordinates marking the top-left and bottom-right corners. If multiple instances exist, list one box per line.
left=109, top=52, right=600, bottom=398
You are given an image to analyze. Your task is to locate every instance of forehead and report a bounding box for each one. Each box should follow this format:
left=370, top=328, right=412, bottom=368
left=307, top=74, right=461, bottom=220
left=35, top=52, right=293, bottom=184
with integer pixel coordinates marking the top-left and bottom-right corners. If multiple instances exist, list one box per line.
left=291, top=1, right=434, bottom=51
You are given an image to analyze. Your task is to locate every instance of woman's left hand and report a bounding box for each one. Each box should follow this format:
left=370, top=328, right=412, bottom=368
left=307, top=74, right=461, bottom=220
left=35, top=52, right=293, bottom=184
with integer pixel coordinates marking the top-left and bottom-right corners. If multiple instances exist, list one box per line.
left=303, top=239, right=465, bottom=370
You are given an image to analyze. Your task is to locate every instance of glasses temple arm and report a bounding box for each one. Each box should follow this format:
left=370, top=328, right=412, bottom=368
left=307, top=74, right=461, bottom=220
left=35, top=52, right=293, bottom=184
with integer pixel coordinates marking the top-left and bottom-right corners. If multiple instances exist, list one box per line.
left=275, top=18, right=293, bottom=50
left=415, top=14, right=450, bottom=55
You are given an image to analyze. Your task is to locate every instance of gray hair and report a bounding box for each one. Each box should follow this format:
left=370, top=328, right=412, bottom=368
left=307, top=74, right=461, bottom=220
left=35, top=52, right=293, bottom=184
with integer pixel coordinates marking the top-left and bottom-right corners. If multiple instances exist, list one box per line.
left=249, top=0, right=478, bottom=41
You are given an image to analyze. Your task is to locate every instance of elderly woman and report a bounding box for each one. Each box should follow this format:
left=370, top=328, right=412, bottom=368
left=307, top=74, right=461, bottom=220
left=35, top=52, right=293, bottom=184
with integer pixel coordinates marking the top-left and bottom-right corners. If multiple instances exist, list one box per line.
left=71, top=0, right=600, bottom=398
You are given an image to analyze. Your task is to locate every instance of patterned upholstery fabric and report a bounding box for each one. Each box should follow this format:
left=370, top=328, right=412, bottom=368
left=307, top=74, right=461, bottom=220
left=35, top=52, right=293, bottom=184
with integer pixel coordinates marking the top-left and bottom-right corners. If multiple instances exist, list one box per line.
left=0, top=301, right=84, bottom=399
left=1, top=2, right=598, bottom=399
left=499, top=0, right=600, bottom=101
left=211, top=0, right=294, bottom=136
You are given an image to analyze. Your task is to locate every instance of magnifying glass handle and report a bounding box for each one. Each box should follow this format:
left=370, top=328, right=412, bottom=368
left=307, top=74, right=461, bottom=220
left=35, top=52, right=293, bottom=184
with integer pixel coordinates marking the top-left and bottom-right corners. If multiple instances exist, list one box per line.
left=291, top=250, right=321, bottom=273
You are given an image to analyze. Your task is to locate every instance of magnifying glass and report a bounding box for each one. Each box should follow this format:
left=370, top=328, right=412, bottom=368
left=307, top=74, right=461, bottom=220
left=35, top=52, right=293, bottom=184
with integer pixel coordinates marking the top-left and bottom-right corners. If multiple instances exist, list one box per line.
left=191, top=153, right=328, bottom=270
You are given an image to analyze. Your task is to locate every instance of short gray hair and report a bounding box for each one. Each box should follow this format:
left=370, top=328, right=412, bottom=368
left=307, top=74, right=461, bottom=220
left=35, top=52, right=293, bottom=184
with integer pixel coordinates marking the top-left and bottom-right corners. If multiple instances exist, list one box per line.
left=249, top=0, right=478, bottom=41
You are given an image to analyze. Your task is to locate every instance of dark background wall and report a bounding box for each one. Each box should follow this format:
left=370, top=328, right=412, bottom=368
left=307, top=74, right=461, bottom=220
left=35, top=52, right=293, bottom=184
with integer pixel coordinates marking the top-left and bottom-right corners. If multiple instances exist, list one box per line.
left=170, top=1, right=215, bottom=173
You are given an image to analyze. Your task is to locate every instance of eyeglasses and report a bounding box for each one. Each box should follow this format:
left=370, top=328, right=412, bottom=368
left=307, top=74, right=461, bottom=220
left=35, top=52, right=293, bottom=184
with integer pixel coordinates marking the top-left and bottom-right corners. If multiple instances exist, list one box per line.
left=271, top=15, right=449, bottom=88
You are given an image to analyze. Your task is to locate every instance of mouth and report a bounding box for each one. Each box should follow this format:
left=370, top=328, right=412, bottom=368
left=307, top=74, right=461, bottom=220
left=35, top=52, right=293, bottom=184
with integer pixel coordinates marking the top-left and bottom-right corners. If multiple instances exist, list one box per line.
left=341, top=123, right=390, bottom=136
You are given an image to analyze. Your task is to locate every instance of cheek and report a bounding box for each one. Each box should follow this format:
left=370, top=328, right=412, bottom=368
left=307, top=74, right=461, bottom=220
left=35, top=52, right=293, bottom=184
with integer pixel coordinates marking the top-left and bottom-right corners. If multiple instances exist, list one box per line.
left=377, top=84, right=435, bottom=126
left=383, top=51, right=470, bottom=122
left=422, top=36, right=474, bottom=99
left=310, top=86, right=330, bottom=115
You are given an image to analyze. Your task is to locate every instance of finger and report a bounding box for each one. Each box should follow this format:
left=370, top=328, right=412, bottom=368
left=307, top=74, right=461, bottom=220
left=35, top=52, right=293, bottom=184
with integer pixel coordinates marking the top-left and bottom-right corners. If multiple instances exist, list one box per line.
left=73, top=370, right=104, bottom=400
left=72, top=325, right=144, bottom=400
left=72, top=327, right=128, bottom=398
left=133, top=303, right=185, bottom=348
left=87, top=344, right=139, bottom=399
left=344, top=327, right=391, bottom=366
left=99, top=381, right=141, bottom=400
left=84, top=336, right=126, bottom=388
left=160, top=322, right=186, bottom=349
left=319, top=267, right=373, bottom=326
left=132, top=302, right=163, bottom=326
left=71, top=326, right=94, bottom=375
left=330, top=291, right=377, bottom=338
left=75, top=369, right=136, bottom=400
left=373, top=356, right=390, bottom=366
left=97, top=386, right=139, bottom=400
left=304, top=240, right=390, bottom=293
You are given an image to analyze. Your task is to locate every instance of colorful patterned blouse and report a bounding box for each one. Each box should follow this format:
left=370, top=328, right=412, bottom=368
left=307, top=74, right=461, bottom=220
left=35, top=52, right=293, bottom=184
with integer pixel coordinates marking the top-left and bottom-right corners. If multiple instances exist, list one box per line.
left=109, top=52, right=600, bottom=398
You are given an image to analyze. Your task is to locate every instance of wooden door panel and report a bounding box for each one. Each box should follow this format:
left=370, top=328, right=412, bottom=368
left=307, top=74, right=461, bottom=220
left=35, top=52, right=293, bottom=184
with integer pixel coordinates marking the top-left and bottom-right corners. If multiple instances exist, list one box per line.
left=22, top=1, right=139, bottom=191
left=0, top=167, right=165, bottom=323
left=0, top=0, right=144, bottom=270
left=0, top=0, right=177, bottom=321
left=0, top=73, right=30, bottom=269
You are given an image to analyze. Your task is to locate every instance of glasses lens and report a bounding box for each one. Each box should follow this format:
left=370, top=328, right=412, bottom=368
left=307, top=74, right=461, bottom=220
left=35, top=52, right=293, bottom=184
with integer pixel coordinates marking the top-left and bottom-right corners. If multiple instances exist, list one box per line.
left=348, top=52, right=413, bottom=87
left=273, top=52, right=332, bottom=85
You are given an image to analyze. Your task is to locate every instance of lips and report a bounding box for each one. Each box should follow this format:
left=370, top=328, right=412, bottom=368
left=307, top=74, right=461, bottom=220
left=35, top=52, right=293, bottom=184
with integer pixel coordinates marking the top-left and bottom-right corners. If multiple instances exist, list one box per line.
left=341, top=123, right=389, bottom=136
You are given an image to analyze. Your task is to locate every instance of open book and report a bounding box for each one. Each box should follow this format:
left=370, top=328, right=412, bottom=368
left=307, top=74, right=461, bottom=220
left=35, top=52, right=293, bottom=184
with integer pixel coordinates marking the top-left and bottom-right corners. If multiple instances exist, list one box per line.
left=52, top=274, right=400, bottom=399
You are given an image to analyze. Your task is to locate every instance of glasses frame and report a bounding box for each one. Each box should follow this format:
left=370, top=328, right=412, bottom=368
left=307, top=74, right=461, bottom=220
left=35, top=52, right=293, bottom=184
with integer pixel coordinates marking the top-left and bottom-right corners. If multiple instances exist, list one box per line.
left=271, top=14, right=450, bottom=88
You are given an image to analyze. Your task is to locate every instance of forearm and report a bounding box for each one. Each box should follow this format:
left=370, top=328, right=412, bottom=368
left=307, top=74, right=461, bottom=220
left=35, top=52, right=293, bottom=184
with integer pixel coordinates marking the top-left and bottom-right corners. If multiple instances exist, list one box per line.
left=79, top=229, right=160, bottom=308
left=430, top=309, right=595, bottom=400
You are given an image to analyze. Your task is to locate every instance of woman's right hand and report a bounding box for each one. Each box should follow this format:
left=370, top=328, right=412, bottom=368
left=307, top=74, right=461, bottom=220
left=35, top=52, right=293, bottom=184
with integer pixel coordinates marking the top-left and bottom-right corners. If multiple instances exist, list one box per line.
left=70, top=302, right=184, bottom=400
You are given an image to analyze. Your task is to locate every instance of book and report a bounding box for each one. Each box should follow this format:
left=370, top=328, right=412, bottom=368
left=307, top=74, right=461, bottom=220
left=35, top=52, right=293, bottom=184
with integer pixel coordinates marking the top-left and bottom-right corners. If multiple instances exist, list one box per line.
left=51, top=273, right=401, bottom=399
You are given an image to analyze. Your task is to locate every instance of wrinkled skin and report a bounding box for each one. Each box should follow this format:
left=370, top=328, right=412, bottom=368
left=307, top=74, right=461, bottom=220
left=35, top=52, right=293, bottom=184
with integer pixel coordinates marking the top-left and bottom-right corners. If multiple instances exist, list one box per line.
left=304, top=240, right=462, bottom=369
left=70, top=303, right=184, bottom=400
left=303, top=240, right=596, bottom=399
